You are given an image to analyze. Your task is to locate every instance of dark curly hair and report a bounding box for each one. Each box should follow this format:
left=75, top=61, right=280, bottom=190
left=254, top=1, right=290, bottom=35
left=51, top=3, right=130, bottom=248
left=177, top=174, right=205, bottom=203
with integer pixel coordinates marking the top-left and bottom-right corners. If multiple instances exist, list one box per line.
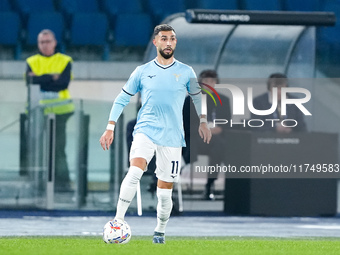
left=153, top=24, right=175, bottom=38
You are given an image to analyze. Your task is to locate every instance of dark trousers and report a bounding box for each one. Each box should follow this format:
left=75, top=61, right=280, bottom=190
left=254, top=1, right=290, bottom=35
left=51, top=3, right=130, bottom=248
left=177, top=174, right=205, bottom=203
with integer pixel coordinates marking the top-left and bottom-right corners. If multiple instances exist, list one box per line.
left=55, top=113, right=73, bottom=186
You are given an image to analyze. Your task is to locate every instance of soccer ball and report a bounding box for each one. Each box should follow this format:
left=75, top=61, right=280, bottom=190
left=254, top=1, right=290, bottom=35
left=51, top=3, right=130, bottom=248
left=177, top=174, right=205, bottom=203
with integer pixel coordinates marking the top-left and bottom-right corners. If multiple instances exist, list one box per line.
left=102, top=219, right=132, bottom=244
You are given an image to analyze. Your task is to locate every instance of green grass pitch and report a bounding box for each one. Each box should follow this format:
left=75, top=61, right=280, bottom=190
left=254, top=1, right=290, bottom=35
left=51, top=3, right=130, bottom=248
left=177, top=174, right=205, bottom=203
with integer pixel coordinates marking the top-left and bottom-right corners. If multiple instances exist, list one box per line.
left=1, top=236, right=340, bottom=255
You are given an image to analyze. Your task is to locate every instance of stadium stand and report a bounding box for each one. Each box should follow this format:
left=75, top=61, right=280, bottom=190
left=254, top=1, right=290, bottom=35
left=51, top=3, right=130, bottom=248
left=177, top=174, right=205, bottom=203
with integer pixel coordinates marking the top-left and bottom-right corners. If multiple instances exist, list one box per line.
left=13, top=0, right=62, bottom=56
left=26, top=12, right=65, bottom=51
left=284, top=0, right=322, bottom=11
left=58, top=0, right=100, bottom=28
left=14, top=0, right=55, bottom=22
left=59, top=0, right=100, bottom=14
left=243, top=0, right=282, bottom=11
left=146, top=0, right=186, bottom=24
left=114, top=13, right=153, bottom=47
left=102, top=0, right=143, bottom=15
left=318, top=0, right=340, bottom=64
left=0, top=12, right=21, bottom=59
left=185, top=0, right=200, bottom=9
left=102, top=0, right=144, bottom=29
left=0, top=0, right=12, bottom=12
left=198, top=0, right=239, bottom=10
left=0, top=0, right=338, bottom=63
left=69, top=13, right=109, bottom=60
left=15, top=0, right=55, bottom=12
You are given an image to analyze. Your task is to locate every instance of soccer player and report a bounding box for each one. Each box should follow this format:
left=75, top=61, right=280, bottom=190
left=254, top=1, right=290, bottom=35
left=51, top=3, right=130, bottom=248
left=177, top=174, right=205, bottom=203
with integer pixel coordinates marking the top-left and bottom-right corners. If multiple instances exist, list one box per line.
left=99, top=24, right=211, bottom=244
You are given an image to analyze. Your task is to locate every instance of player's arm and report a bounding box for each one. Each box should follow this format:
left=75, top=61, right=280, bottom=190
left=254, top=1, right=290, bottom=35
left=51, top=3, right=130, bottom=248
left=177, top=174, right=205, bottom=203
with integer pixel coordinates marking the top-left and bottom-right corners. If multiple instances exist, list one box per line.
left=198, top=114, right=212, bottom=144
left=187, top=69, right=212, bottom=144
left=100, top=66, right=141, bottom=150
left=190, top=92, right=212, bottom=144
left=99, top=90, right=132, bottom=150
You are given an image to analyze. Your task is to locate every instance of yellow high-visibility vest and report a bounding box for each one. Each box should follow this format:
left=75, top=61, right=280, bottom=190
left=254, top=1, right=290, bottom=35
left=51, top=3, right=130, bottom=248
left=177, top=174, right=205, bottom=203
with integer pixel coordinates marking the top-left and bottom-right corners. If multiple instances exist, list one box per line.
left=26, top=53, right=75, bottom=115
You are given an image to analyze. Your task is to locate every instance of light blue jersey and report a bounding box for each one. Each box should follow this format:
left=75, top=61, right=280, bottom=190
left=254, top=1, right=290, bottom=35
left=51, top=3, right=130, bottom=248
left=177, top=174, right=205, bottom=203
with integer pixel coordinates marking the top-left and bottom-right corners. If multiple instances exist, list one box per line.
left=109, top=58, right=201, bottom=147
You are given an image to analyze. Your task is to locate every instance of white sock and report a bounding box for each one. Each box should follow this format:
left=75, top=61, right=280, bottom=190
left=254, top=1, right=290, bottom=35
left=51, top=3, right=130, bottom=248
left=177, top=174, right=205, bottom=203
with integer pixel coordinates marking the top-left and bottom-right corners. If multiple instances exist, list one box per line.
left=154, top=187, right=173, bottom=233
left=115, top=166, right=144, bottom=221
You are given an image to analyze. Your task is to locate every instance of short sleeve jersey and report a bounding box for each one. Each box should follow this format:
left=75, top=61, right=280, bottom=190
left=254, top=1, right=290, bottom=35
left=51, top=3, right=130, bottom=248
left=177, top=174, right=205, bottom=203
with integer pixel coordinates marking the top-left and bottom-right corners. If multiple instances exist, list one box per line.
left=123, top=58, right=199, bottom=147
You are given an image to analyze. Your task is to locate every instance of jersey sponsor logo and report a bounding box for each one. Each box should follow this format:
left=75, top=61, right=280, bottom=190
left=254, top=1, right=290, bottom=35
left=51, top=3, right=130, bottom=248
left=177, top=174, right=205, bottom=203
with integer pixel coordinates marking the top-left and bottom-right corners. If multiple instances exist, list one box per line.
left=173, top=73, right=182, bottom=82
left=148, top=75, right=156, bottom=79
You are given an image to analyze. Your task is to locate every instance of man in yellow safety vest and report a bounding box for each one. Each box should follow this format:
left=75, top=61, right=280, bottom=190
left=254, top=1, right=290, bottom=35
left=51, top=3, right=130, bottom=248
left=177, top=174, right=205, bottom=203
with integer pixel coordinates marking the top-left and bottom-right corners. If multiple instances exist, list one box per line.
left=26, top=29, right=74, bottom=191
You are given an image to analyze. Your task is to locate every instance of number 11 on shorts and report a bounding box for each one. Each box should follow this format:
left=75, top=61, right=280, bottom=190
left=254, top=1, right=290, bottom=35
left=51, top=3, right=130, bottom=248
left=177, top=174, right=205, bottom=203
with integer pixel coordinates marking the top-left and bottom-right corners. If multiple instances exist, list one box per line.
left=171, top=161, right=179, bottom=178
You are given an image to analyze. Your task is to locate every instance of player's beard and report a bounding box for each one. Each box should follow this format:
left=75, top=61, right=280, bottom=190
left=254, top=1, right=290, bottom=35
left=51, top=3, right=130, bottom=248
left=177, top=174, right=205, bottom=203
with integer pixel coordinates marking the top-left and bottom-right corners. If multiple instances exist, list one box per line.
left=159, top=47, right=175, bottom=59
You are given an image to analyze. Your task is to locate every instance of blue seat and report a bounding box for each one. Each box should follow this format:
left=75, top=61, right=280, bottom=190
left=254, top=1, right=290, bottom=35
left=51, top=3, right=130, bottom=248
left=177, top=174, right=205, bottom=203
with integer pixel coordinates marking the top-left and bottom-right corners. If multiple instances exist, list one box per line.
left=70, top=13, right=108, bottom=45
left=114, top=13, right=152, bottom=47
left=26, top=12, right=65, bottom=46
left=59, top=0, right=100, bottom=28
left=102, top=0, right=144, bottom=28
left=0, top=12, right=21, bottom=59
left=70, top=13, right=109, bottom=60
left=14, top=0, right=55, bottom=20
left=284, top=0, right=321, bottom=11
left=244, top=0, right=282, bottom=11
left=102, top=0, right=143, bottom=15
left=147, top=0, right=185, bottom=23
left=0, top=0, right=12, bottom=11
left=317, top=1, right=340, bottom=64
left=185, top=0, right=200, bottom=9
left=318, top=1, right=340, bottom=45
left=198, top=0, right=238, bottom=10
left=59, top=0, right=99, bottom=15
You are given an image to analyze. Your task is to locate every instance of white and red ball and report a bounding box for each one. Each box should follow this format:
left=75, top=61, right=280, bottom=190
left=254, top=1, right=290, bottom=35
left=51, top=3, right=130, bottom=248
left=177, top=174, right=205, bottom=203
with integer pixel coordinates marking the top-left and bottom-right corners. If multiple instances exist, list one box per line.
left=103, top=219, right=132, bottom=244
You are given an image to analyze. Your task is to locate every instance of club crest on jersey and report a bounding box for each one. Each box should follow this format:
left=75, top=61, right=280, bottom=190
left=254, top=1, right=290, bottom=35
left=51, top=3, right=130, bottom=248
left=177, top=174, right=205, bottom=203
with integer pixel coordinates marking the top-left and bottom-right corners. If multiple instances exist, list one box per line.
left=173, top=73, right=181, bottom=82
